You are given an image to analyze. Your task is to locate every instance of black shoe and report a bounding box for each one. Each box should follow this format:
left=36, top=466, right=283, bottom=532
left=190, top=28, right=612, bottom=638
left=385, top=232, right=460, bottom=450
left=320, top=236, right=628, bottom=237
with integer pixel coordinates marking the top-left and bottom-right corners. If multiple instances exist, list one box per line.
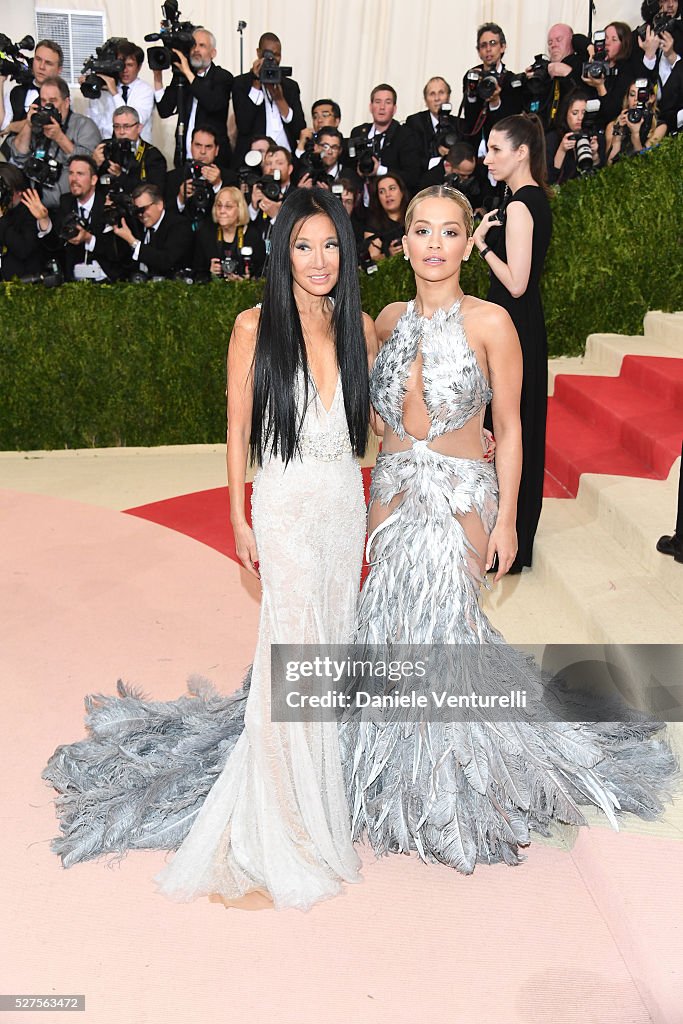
left=656, top=534, right=683, bottom=561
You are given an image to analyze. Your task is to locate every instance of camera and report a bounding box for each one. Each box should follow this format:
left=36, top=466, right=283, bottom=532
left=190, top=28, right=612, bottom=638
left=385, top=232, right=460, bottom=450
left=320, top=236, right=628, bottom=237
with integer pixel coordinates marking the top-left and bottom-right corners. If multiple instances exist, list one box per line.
left=102, top=187, right=136, bottom=228
left=219, top=246, right=253, bottom=279
left=59, top=211, right=90, bottom=241
left=526, top=54, right=550, bottom=96
left=0, top=33, right=34, bottom=86
left=259, top=48, right=292, bottom=86
left=101, top=138, right=136, bottom=174
left=25, top=111, right=62, bottom=187
left=19, top=258, right=64, bottom=287
left=443, top=171, right=482, bottom=207
left=347, top=129, right=383, bottom=177
left=80, top=37, right=126, bottom=99
left=145, top=0, right=196, bottom=73
left=627, top=78, right=652, bottom=125
left=582, top=30, right=613, bottom=79
left=433, top=103, right=461, bottom=153
left=298, top=135, right=332, bottom=184
left=255, top=169, right=283, bottom=202
left=567, top=99, right=602, bottom=174
left=32, top=102, right=62, bottom=129
left=184, top=160, right=214, bottom=218
left=637, top=0, right=682, bottom=39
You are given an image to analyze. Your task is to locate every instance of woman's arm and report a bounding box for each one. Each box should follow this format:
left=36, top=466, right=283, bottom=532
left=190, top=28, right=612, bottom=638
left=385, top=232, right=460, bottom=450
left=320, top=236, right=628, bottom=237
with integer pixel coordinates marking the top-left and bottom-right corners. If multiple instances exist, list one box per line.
left=482, top=305, right=523, bottom=580
left=227, top=308, right=260, bottom=578
left=474, top=202, right=534, bottom=299
left=362, top=312, right=383, bottom=437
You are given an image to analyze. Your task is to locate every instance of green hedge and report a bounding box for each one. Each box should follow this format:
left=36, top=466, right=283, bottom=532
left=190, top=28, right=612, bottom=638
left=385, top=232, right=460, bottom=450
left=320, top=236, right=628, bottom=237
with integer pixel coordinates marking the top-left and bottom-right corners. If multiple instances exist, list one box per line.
left=1, top=135, right=682, bottom=450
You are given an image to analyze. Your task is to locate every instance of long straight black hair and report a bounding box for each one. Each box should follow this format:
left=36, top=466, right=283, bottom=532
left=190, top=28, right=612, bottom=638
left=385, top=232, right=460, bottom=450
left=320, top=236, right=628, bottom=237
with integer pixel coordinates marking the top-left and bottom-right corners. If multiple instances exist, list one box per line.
left=249, top=187, right=369, bottom=465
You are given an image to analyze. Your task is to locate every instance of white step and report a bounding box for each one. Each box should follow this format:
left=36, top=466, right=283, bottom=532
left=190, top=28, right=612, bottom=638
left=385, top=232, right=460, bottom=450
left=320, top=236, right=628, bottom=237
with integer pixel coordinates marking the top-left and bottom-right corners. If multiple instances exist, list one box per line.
left=532, top=498, right=683, bottom=644
left=644, top=310, right=683, bottom=347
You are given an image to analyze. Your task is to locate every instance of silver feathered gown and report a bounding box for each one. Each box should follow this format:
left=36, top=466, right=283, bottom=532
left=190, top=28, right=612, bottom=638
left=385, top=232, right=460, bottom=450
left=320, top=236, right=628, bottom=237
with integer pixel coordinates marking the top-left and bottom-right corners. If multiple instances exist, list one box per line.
left=338, top=298, right=678, bottom=873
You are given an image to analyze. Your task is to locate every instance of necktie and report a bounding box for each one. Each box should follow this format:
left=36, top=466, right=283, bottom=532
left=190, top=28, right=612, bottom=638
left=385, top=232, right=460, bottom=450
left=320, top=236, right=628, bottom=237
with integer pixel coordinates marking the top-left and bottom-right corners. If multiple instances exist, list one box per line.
left=144, top=227, right=151, bottom=245
left=79, top=205, right=87, bottom=221
left=121, top=85, right=129, bottom=103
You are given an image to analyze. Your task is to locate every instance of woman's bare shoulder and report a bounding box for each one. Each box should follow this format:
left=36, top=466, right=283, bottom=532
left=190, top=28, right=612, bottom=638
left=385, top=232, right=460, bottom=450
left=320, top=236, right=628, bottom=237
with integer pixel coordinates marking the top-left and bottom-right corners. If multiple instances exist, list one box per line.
left=375, top=301, right=409, bottom=345
left=461, top=295, right=515, bottom=332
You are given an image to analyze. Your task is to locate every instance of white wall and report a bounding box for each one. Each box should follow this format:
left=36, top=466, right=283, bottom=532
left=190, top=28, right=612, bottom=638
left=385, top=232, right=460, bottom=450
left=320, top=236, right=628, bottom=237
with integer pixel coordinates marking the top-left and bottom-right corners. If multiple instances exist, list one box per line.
left=4, top=1, right=643, bottom=161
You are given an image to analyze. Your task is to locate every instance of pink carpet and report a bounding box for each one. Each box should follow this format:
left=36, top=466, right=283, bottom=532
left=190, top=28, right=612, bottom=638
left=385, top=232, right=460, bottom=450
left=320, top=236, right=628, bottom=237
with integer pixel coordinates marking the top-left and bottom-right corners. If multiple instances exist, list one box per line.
left=3, top=486, right=681, bottom=1024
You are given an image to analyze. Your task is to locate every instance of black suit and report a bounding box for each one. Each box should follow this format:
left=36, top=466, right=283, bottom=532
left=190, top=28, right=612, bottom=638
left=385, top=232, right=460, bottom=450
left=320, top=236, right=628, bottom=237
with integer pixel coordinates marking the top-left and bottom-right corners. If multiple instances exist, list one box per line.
left=400, top=109, right=461, bottom=193
left=164, top=163, right=237, bottom=212
left=41, top=191, right=129, bottom=281
left=0, top=81, right=39, bottom=159
left=156, top=63, right=233, bottom=168
left=348, top=119, right=405, bottom=178
left=659, top=59, right=683, bottom=133
left=232, top=73, right=306, bottom=164
left=0, top=201, right=44, bottom=280
left=460, top=65, right=524, bottom=144
left=132, top=209, right=194, bottom=278
left=102, top=141, right=167, bottom=195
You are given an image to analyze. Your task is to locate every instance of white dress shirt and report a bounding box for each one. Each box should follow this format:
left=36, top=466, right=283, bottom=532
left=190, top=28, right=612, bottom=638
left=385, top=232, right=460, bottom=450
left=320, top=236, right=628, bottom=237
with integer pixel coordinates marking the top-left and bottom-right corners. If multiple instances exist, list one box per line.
left=88, top=77, right=155, bottom=143
left=248, top=84, right=293, bottom=148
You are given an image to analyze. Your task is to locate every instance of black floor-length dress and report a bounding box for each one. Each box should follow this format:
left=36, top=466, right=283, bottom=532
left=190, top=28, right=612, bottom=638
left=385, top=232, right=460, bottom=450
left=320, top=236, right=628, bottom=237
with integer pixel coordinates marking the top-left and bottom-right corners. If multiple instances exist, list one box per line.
left=486, top=184, right=552, bottom=572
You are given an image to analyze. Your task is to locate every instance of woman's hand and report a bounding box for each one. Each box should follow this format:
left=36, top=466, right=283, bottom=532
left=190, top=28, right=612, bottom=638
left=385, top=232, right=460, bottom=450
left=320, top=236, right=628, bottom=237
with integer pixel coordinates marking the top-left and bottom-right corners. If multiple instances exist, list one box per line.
left=486, top=521, right=517, bottom=582
left=387, top=237, right=403, bottom=257
left=560, top=132, right=577, bottom=152
left=482, top=428, right=496, bottom=462
left=209, top=257, right=222, bottom=277
left=472, top=209, right=498, bottom=250
left=232, top=520, right=260, bottom=579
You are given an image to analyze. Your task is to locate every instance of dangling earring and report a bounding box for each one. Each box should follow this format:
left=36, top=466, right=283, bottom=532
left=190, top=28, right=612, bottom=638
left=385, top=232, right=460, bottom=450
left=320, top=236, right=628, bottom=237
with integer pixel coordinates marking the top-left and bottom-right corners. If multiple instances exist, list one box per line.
left=403, top=254, right=409, bottom=261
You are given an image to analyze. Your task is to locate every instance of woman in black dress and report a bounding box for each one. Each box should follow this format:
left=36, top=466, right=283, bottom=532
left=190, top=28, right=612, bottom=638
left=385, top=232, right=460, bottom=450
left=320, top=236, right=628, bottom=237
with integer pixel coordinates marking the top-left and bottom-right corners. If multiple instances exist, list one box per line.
left=473, top=113, right=552, bottom=573
left=193, top=186, right=266, bottom=280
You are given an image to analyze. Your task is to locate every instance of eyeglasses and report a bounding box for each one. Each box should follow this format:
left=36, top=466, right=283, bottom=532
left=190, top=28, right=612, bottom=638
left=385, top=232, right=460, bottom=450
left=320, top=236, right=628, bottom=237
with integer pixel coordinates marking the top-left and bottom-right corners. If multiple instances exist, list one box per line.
left=319, top=143, right=341, bottom=153
left=114, top=122, right=139, bottom=130
left=134, top=202, right=154, bottom=215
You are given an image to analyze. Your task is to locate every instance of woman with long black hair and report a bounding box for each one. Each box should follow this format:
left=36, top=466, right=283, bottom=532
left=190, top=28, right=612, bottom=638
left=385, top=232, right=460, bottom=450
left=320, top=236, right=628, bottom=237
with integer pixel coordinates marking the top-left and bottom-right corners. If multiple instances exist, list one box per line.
left=43, top=188, right=377, bottom=911
left=473, top=113, right=553, bottom=572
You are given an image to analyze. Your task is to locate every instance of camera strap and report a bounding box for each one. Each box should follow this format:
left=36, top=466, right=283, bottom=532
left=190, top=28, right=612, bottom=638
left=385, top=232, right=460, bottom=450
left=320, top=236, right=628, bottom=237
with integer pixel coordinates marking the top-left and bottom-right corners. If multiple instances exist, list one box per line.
left=549, top=79, right=561, bottom=124
left=136, top=143, right=147, bottom=180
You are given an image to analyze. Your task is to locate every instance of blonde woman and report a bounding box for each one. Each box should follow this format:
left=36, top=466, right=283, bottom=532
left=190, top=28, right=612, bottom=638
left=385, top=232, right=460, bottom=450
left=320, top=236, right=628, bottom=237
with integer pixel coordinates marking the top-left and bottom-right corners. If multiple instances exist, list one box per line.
left=606, top=79, right=667, bottom=164
left=193, top=185, right=266, bottom=279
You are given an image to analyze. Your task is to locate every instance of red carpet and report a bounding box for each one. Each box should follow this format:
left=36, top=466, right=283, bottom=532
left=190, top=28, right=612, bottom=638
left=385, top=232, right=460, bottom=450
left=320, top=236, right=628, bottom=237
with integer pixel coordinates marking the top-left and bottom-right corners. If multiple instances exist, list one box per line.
left=126, top=355, right=683, bottom=559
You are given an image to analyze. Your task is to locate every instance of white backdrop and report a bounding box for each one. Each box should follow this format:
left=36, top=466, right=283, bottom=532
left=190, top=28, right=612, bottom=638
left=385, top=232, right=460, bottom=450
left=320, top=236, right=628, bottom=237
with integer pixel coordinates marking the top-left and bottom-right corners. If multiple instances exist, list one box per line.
left=3, top=1, right=642, bottom=160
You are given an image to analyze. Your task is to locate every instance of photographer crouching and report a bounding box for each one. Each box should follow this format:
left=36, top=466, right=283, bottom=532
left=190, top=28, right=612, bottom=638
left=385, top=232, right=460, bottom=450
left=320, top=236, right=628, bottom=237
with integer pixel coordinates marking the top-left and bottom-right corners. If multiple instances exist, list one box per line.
left=165, top=126, right=232, bottom=226
left=7, top=77, right=101, bottom=209
left=193, top=186, right=265, bottom=281
left=545, top=92, right=603, bottom=183
left=111, top=183, right=193, bottom=279
left=21, top=154, right=128, bottom=282
left=0, top=164, right=44, bottom=280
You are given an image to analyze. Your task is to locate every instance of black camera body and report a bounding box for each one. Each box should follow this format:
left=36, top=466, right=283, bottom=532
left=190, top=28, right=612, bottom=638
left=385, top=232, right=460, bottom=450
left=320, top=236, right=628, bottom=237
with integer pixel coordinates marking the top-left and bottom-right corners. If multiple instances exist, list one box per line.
left=444, top=171, right=482, bottom=207
left=259, top=49, right=292, bottom=86
left=32, top=102, right=62, bottom=129
left=526, top=54, right=551, bottom=96
left=298, top=135, right=332, bottom=184
left=567, top=97, right=602, bottom=173
left=59, top=211, right=90, bottom=241
left=20, top=258, right=64, bottom=287
left=627, top=78, right=652, bottom=125
left=255, top=171, right=283, bottom=202
left=347, top=130, right=382, bottom=177
left=80, top=38, right=126, bottom=99
left=145, top=0, right=196, bottom=72
left=102, top=187, right=136, bottom=228
left=0, top=33, right=34, bottom=85
left=582, top=30, right=614, bottom=80
left=25, top=113, right=62, bottom=187
left=433, top=103, right=461, bottom=153
left=184, top=160, right=214, bottom=217
left=102, top=137, right=136, bottom=173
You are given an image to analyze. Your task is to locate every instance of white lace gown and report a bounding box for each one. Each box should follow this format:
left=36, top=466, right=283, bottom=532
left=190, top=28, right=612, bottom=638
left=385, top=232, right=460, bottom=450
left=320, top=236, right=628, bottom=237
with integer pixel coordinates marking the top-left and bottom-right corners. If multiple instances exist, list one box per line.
left=155, top=370, right=366, bottom=910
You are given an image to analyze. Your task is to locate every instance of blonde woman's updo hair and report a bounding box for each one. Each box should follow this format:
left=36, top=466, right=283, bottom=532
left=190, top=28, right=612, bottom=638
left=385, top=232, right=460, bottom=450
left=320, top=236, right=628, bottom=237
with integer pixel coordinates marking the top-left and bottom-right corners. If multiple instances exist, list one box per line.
left=404, top=185, right=474, bottom=237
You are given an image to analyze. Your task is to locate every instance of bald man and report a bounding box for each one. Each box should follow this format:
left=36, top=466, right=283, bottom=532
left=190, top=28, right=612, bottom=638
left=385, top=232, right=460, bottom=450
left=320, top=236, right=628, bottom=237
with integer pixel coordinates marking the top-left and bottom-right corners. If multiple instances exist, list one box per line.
left=526, top=22, right=588, bottom=129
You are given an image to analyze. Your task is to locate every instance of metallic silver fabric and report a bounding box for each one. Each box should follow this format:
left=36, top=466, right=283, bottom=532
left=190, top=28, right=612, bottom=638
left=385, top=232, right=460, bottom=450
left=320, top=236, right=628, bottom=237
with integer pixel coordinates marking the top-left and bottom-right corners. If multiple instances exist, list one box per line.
left=339, top=298, right=678, bottom=873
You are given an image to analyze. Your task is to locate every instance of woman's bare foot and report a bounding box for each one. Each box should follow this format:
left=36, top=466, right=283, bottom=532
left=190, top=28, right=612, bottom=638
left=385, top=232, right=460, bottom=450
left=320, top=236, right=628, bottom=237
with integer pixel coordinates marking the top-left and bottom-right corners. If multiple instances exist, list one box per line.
left=209, top=888, right=273, bottom=911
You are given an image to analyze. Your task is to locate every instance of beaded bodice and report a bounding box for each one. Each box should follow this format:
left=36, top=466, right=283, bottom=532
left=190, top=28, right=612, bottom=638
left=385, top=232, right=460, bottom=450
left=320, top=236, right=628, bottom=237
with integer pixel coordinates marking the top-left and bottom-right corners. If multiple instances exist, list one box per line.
left=370, top=299, right=492, bottom=442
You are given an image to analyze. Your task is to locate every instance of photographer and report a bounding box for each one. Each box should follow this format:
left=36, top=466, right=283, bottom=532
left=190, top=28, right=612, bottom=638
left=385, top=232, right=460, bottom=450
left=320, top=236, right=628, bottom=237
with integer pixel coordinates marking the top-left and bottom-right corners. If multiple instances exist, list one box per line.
left=249, top=145, right=293, bottom=240
left=232, top=32, right=305, bottom=166
left=605, top=78, right=667, bottom=163
left=362, top=172, right=408, bottom=264
left=545, top=92, right=602, bottom=183
left=349, top=84, right=405, bottom=186
left=112, top=183, right=193, bottom=278
left=401, top=77, right=461, bottom=193
left=296, top=98, right=342, bottom=157
left=22, top=154, right=127, bottom=281
left=0, top=164, right=43, bottom=280
left=154, top=27, right=233, bottom=169
left=8, top=77, right=101, bottom=209
left=193, top=186, right=265, bottom=280
left=337, top=174, right=366, bottom=253
left=1, top=39, right=63, bottom=150
left=295, top=128, right=347, bottom=187
left=93, top=105, right=167, bottom=195
left=420, top=141, right=494, bottom=214
left=659, top=32, right=683, bottom=131
left=461, top=24, right=524, bottom=149
left=582, top=23, right=640, bottom=128
left=526, top=24, right=589, bottom=131
left=86, top=41, right=154, bottom=144
left=637, top=1, right=682, bottom=80
left=165, top=126, right=232, bottom=221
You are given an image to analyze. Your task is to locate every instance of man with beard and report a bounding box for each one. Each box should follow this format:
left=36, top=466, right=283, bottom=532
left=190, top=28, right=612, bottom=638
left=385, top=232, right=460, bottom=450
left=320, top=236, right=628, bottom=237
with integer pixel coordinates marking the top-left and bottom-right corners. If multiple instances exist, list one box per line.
left=154, top=27, right=233, bottom=169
